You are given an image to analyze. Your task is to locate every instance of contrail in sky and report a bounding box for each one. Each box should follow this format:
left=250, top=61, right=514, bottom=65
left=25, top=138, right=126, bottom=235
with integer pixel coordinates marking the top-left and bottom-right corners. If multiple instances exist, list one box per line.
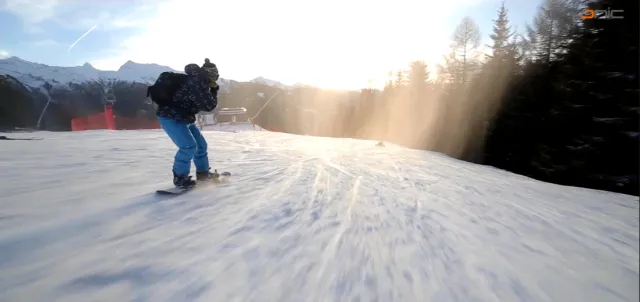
left=68, top=24, right=98, bottom=54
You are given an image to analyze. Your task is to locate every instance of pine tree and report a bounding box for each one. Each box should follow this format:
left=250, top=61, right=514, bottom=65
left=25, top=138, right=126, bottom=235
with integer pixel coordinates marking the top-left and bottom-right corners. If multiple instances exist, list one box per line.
left=485, top=1, right=522, bottom=79
left=463, top=3, right=520, bottom=162
left=438, top=50, right=460, bottom=84
left=439, top=17, right=482, bottom=85
left=486, top=1, right=515, bottom=63
left=525, top=0, right=581, bottom=64
left=406, top=60, right=430, bottom=110
left=408, top=60, right=429, bottom=88
left=395, top=70, right=408, bottom=87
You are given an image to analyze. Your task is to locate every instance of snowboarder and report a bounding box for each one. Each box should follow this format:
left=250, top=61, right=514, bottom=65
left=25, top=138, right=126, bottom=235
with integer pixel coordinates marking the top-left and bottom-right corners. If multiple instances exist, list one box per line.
left=156, top=63, right=220, bottom=188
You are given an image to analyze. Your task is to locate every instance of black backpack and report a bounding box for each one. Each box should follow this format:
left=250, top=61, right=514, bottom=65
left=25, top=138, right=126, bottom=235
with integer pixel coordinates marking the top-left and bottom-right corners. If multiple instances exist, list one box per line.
left=147, top=72, right=188, bottom=106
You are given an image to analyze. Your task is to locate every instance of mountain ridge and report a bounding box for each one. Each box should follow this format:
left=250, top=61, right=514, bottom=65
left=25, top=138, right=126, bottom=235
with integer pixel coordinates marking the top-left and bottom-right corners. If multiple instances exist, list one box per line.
left=0, top=56, right=290, bottom=93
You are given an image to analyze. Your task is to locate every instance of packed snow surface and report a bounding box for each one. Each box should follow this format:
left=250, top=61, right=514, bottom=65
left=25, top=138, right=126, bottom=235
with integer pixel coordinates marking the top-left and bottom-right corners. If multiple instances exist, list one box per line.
left=0, top=128, right=638, bottom=302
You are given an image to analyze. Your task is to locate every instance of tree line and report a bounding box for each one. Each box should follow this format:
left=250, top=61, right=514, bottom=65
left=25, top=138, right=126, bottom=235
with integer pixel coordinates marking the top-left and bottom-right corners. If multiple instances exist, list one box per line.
left=264, top=0, right=637, bottom=196
left=0, top=77, right=156, bottom=131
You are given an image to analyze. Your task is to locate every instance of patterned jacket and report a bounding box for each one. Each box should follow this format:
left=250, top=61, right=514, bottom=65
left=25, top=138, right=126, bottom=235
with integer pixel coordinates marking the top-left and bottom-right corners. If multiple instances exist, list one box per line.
left=156, top=64, right=217, bottom=123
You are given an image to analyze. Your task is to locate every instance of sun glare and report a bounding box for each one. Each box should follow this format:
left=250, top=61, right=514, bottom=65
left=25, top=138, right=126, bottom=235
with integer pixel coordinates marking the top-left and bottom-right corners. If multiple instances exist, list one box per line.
left=88, top=0, right=476, bottom=90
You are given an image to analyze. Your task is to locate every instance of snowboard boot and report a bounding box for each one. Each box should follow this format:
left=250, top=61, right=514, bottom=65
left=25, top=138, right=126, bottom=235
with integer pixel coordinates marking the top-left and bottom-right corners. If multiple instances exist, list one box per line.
left=196, top=168, right=220, bottom=181
left=173, top=172, right=196, bottom=189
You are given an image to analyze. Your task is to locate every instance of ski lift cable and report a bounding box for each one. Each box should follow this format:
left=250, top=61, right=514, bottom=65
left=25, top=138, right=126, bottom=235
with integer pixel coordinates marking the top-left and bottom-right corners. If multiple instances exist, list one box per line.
left=250, top=91, right=278, bottom=121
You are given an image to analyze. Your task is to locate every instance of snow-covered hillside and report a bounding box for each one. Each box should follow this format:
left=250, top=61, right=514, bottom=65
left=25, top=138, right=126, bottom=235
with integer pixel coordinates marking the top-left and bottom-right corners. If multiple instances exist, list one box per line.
left=0, top=56, right=177, bottom=88
left=250, top=76, right=288, bottom=89
left=0, top=57, right=284, bottom=93
left=0, top=129, right=638, bottom=301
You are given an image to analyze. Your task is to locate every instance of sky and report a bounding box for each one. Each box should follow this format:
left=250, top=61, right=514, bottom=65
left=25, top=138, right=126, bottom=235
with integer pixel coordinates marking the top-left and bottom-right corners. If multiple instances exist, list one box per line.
left=0, top=0, right=543, bottom=90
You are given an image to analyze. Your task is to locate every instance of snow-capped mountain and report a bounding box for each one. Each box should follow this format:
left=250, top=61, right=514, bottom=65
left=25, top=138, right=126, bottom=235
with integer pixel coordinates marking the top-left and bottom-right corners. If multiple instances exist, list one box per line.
left=0, top=56, right=172, bottom=88
left=0, top=57, right=288, bottom=93
left=250, top=76, right=288, bottom=89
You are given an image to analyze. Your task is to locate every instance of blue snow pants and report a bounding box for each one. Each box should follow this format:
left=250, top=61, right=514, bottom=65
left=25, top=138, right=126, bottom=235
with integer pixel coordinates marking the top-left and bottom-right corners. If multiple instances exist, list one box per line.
left=158, top=116, right=209, bottom=176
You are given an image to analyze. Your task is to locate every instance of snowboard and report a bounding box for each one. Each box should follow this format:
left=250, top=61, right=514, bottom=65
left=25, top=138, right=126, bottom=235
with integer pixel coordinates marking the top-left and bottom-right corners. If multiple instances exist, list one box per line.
left=0, top=135, right=43, bottom=141
left=156, top=171, right=231, bottom=195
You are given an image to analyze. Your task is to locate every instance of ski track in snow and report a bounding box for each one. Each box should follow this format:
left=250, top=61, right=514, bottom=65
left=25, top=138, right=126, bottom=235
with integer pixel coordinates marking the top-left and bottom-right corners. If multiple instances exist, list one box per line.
left=0, top=129, right=638, bottom=302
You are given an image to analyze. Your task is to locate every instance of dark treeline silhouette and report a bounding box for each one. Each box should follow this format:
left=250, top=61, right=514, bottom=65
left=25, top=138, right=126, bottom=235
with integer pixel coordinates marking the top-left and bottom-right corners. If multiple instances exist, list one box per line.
left=482, top=0, right=638, bottom=196
left=257, top=0, right=638, bottom=196
left=0, top=73, right=289, bottom=131
left=0, top=77, right=156, bottom=130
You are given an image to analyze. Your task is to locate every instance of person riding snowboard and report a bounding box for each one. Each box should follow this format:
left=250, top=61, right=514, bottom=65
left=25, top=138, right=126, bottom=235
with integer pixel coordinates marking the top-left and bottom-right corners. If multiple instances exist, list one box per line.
left=156, top=62, right=220, bottom=188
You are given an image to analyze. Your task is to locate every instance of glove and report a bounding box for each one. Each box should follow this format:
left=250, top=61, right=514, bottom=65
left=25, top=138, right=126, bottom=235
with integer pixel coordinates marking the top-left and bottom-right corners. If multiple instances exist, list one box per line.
left=210, top=81, right=220, bottom=92
left=210, top=69, right=219, bottom=82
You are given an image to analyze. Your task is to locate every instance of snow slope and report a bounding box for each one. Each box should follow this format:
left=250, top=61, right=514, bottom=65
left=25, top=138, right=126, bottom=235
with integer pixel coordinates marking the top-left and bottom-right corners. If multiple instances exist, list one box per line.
left=201, top=122, right=264, bottom=133
left=0, top=128, right=638, bottom=302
